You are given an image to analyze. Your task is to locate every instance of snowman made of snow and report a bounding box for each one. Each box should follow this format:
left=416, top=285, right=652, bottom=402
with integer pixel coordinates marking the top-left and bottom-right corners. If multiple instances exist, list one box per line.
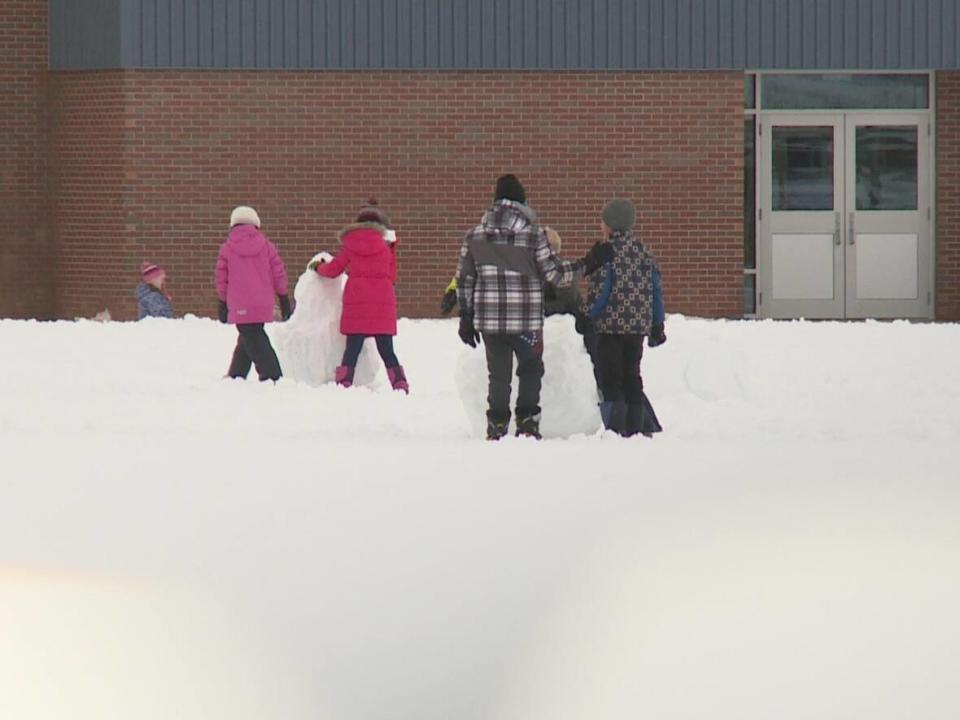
left=272, top=252, right=383, bottom=388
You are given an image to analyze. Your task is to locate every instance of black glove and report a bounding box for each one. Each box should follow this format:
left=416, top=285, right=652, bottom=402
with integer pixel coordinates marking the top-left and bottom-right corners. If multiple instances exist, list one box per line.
left=440, top=288, right=458, bottom=315
left=648, top=323, right=667, bottom=347
left=582, top=241, right=614, bottom=275
left=458, top=313, right=481, bottom=348
left=574, top=312, right=592, bottom=335
left=279, top=294, right=293, bottom=321
left=217, top=300, right=228, bottom=324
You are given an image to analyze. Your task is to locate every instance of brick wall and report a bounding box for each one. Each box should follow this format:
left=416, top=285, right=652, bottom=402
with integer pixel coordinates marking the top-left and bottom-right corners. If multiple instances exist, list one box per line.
left=48, top=72, right=128, bottom=319
left=49, top=70, right=744, bottom=321
left=0, top=0, right=54, bottom=318
left=937, top=71, right=960, bottom=321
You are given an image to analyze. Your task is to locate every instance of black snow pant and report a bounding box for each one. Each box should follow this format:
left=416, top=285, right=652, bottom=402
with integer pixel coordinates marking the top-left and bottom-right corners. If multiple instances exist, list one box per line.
left=228, top=323, right=282, bottom=382
left=482, top=331, right=544, bottom=424
left=596, top=333, right=662, bottom=436
left=597, top=333, right=645, bottom=403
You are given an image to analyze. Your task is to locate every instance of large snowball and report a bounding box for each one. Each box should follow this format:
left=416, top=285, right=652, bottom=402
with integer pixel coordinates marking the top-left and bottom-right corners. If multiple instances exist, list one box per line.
left=272, top=253, right=382, bottom=387
left=455, top=315, right=601, bottom=438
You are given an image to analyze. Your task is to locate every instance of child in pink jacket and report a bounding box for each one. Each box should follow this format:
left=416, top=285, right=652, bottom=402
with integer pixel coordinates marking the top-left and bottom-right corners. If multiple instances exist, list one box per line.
left=215, top=205, right=291, bottom=381
left=312, top=198, right=408, bottom=393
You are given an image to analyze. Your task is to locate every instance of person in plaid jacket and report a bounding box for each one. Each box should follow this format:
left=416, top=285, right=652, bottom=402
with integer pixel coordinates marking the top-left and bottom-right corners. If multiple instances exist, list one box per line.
left=456, top=174, right=612, bottom=440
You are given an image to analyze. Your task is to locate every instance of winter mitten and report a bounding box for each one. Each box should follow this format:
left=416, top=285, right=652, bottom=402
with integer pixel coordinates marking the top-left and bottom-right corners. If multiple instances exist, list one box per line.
left=582, top=241, right=614, bottom=275
left=458, top=313, right=481, bottom=348
left=278, top=294, right=293, bottom=321
left=440, top=289, right=458, bottom=316
left=648, top=323, right=667, bottom=347
left=217, top=300, right=228, bottom=324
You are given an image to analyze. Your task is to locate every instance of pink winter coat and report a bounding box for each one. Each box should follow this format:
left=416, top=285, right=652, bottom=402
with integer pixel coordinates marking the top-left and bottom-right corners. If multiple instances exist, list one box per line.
left=215, top=224, right=288, bottom=324
left=317, top=222, right=398, bottom=336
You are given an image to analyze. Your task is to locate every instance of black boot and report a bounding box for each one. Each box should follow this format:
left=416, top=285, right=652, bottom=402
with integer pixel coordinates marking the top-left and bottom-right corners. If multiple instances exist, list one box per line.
left=515, top=412, right=542, bottom=440
left=626, top=392, right=662, bottom=437
left=486, top=412, right=510, bottom=441
left=599, top=400, right=628, bottom=436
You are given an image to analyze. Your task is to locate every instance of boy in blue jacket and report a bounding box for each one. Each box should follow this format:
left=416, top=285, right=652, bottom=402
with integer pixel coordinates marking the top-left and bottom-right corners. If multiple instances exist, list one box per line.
left=584, top=199, right=665, bottom=437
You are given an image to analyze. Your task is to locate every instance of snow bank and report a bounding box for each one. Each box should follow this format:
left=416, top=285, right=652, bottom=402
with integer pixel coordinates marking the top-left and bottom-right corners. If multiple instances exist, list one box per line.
left=1, top=315, right=959, bottom=720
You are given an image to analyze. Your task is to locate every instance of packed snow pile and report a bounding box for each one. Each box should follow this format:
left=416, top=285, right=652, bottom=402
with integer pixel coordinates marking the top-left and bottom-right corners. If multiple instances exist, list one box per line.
left=1, top=315, right=959, bottom=720
left=272, top=252, right=382, bottom=388
left=455, top=314, right=601, bottom=438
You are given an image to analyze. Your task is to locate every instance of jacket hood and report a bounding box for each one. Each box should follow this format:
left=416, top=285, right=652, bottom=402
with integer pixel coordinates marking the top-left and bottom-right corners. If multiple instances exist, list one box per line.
left=338, top=222, right=388, bottom=257
left=481, top=199, right=538, bottom=234
left=227, top=224, right=268, bottom=256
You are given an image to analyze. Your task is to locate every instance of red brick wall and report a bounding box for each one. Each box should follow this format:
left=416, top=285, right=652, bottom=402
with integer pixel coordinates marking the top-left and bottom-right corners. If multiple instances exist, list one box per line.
left=0, top=0, right=54, bottom=318
left=49, top=70, right=744, bottom=321
left=49, top=73, right=128, bottom=318
left=936, top=71, right=960, bottom=321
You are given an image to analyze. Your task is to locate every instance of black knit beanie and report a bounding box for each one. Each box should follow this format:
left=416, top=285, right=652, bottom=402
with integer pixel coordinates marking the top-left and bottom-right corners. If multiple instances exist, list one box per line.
left=494, top=174, right=526, bottom=204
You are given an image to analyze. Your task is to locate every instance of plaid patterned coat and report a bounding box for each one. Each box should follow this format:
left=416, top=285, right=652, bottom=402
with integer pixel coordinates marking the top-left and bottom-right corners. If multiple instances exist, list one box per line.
left=585, top=231, right=664, bottom=335
left=457, top=200, right=584, bottom=334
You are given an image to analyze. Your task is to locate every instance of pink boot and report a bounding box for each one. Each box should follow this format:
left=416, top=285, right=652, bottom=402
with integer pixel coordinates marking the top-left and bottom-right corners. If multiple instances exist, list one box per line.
left=334, top=365, right=354, bottom=388
left=387, top=366, right=409, bottom=394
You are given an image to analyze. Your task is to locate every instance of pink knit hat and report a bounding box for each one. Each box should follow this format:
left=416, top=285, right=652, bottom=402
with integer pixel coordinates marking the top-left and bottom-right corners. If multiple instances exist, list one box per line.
left=141, top=261, right=165, bottom=283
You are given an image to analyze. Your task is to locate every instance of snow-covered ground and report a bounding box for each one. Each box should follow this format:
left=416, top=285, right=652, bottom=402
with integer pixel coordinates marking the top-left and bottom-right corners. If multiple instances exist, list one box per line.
left=1, top=314, right=958, bottom=720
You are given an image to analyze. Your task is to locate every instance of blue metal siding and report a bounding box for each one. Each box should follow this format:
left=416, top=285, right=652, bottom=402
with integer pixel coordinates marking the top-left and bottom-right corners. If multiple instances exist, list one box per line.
left=50, top=0, right=960, bottom=70
left=51, top=0, right=123, bottom=70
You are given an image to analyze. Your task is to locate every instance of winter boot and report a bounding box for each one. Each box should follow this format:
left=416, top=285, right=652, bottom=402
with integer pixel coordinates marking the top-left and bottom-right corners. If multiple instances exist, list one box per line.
left=486, top=413, right=510, bottom=441
left=387, top=365, right=409, bottom=394
left=515, top=412, right=542, bottom=440
left=599, top=400, right=628, bottom=436
left=626, top=393, right=662, bottom=437
left=334, top=365, right=354, bottom=388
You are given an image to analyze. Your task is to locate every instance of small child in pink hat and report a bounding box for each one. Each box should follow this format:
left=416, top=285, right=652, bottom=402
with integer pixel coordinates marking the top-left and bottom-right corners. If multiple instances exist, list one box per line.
left=136, top=261, right=174, bottom=319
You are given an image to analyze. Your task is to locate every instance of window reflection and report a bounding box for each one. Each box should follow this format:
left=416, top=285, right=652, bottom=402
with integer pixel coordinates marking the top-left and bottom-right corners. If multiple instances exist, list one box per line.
left=762, top=74, right=928, bottom=110
left=772, top=127, right=834, bottom=211
left=856, top=126, right=918, bottom=211
left=744, top=117, right=756, bottom=268
left=745, top=74, right=756, bottom=109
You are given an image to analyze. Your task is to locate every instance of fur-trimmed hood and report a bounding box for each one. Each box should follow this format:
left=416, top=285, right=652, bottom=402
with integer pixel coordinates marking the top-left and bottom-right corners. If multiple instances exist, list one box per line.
left=338, top=222, right=390, bottom=257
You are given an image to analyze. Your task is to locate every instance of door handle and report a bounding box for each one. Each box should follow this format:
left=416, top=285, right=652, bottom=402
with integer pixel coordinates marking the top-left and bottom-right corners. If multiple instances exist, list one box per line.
left=848, top=212, right=855, bottom=246
left=834, top=212, right=841, bottom=245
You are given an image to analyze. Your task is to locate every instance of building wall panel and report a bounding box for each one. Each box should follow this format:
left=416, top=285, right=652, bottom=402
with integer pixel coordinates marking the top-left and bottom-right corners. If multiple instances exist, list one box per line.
left=47, top=69, right=744, bottom=321
left=2, top=0, right=55, bottom=318
left=52, top=0, right=960, bottom=70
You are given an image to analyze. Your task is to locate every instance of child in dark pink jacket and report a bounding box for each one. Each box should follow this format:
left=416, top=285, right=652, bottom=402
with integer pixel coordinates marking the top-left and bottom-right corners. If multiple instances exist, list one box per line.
left=312, top=198, right=408, bottom=393
left=215, top=205, right=291, bottom=381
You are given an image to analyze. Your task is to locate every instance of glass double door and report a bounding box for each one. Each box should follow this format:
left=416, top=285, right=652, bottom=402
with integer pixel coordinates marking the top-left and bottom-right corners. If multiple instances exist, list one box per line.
left=758, top=113, right=931, bottom=319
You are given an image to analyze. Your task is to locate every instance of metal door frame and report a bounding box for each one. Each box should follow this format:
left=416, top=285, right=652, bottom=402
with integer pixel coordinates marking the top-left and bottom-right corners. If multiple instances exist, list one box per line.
left=757, top=113, right=846, bottom=319
left=843, top=112, right=933, bottom=319
left=750, top=70, right=936, bottom=320
left=756, top=110, right=934, bottom=320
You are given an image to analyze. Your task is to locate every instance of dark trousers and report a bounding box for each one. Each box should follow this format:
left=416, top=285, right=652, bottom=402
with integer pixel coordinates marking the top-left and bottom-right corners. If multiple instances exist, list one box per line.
left=228, top=323, right=282, bottom=381
left=482, top=331, right=544, bottom=423
left=341, top=334, right=400, bottom=369
left=596, top=333, right=645, bottom=403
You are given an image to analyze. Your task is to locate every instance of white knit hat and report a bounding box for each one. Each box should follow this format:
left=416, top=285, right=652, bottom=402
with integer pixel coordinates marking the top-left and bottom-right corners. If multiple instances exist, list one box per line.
left=230, top=205, right=261, bottom=228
